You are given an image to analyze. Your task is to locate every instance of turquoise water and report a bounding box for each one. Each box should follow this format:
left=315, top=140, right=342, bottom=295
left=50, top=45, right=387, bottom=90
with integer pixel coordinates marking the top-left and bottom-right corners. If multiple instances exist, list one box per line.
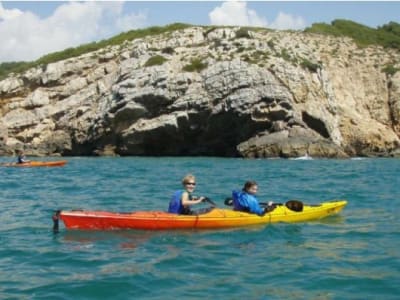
left=0, top=157, right=399, bottom=299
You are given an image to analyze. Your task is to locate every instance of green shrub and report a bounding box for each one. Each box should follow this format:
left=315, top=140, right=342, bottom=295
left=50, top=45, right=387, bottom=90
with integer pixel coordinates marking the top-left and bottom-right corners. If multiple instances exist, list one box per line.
left=144, top=55, right=167, bottom=67
left=267, top=40, right=275, bottom=49
left=305, top=19, right=400, bottom=49
left=252, top=50, right=268, bottom=60
left=280, top=49, right=291, bottom=61
left=241, top=55, right=251, bottom=63
left=204, top=26, right=218, bottom=36
left=382, top=64, right=399, bottom=76
left=0, top=23, right=191, bottom=80
left=300, top=59, right=320, bottom=72
left=305, top=22, right=342, bottom=37
left=235, top=28, right=252, bottom=39
left=182, top=58, right=208, bottom=72
left=0, top=61, right=33, bottom=79
left=378, top=22, right=400, bottom=37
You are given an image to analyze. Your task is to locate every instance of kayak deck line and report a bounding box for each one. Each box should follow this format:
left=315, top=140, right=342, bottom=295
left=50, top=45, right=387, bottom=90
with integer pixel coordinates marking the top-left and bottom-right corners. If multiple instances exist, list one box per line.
left=55, top=200, right=347, bottom=231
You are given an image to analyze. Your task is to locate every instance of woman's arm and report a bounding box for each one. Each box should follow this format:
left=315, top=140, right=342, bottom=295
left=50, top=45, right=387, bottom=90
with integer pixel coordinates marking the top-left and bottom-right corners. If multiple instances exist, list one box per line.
left=243, top=194, right=265, bottom=215
left=181, top=192, right=203, bottom=206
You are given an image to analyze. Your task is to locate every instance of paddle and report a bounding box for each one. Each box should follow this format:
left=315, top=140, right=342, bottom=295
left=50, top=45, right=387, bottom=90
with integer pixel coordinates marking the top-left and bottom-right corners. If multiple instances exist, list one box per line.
left=224, top=197, right=277, bottom=207
left=202, top=197, right=217, bottom=207
left=52, top=210, right=61, bottom=233
left=224, top=197, right=304, bottom=212
left=187, top=197, right=216, bottom=216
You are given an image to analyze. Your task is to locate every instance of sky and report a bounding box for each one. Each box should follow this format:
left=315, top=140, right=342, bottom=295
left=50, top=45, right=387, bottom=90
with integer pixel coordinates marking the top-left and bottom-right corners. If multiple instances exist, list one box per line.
left=0, top=1, right=400, bottom=63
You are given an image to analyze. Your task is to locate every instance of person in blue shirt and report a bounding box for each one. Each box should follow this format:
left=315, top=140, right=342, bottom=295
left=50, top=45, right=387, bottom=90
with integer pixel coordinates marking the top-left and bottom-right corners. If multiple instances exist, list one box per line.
left=16, top=149, right=30, bottom=164
left=168, top=174, right=205, bottom=215
left=232, top=180, right=266, bottom=216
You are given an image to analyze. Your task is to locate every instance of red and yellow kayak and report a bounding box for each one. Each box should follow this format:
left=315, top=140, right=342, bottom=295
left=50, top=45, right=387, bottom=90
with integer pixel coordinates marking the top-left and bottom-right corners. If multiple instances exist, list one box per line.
left=2, top=160, right=67, bottom=167
left=56, top=200, right=347, bottom=230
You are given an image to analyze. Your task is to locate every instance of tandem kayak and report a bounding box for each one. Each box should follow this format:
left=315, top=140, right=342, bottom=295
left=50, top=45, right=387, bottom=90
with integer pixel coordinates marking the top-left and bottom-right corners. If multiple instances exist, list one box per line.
left=54, top=200, right=347, bottom=231
left=1, top=160, right=67, bottom=167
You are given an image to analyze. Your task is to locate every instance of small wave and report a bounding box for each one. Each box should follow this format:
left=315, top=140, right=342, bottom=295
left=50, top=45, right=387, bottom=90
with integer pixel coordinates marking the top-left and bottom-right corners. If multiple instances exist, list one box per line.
left=290, top=154, right=313, bottom=160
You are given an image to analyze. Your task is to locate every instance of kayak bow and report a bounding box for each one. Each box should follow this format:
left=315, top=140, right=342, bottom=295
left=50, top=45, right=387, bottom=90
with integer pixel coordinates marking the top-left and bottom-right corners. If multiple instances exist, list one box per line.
left=56, top=200, right=347, bottom=231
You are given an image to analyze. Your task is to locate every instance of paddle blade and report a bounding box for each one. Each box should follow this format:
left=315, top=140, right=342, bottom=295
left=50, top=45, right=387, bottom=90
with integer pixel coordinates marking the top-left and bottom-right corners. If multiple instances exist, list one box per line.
left=224, top=197, right=233, bottom=206
left=52, top=210, right=61, bottom=233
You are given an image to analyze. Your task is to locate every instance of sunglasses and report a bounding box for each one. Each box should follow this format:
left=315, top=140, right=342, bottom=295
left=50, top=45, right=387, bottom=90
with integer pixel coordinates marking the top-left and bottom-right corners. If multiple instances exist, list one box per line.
left=185, top=182, right=196, bottom=186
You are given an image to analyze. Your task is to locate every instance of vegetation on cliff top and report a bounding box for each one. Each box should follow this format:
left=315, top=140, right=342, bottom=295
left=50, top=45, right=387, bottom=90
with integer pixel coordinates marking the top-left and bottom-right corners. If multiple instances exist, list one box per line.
left=0, top=23, right=191, bottom=80
left=305, top=19, right=400, bottom=49
left=1, top=20, right=399, bottom=81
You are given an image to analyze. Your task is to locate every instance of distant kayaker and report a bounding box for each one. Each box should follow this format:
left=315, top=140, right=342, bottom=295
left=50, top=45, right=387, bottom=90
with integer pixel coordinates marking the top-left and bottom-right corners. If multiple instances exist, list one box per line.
left=168, top=174, right=205, bottom=215
left=16, top=149, right=30, bottom=164
left=232, top=181, right=266, bottom=216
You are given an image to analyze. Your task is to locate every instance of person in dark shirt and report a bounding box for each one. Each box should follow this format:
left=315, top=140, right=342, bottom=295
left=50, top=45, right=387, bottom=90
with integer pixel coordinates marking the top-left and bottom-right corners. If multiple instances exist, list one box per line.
left=16, top=149, right=30, bottom=164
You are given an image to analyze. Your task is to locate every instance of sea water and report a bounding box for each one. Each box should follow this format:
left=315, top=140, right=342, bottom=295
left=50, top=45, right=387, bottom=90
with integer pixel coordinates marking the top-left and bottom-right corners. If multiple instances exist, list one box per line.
left=0, top=157, right=399, bottom=299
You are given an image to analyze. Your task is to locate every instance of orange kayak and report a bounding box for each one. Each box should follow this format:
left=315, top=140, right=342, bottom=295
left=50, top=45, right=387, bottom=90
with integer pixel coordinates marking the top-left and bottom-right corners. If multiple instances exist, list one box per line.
left=55, top=200, right=347, bottom=231
left=2, top=160, right=67, bottom=167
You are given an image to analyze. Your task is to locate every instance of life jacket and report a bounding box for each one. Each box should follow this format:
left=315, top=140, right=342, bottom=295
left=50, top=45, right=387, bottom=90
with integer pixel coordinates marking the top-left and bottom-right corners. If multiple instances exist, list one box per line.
left=168, top=190, right=192, bottom=215
left=232, top=190, right=250, bottom=212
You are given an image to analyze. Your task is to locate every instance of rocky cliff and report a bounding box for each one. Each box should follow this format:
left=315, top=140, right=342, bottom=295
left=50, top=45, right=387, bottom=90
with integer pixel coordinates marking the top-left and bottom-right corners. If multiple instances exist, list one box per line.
left=1, top=26, right=399, bottom=158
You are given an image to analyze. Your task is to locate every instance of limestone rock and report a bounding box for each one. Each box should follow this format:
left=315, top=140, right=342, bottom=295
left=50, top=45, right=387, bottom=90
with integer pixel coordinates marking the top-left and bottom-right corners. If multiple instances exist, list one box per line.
left=0, top=26, right=399, bottom=158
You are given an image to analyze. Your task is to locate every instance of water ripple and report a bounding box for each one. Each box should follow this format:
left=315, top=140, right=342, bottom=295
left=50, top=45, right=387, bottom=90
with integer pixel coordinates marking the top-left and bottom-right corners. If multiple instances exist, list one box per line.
left=0, top=157, right=399, bottom=299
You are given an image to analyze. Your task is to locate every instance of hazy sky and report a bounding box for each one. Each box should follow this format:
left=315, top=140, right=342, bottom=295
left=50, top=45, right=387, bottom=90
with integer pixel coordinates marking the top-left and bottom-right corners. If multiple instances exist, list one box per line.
left=1, top=1, right=399, bottom=62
